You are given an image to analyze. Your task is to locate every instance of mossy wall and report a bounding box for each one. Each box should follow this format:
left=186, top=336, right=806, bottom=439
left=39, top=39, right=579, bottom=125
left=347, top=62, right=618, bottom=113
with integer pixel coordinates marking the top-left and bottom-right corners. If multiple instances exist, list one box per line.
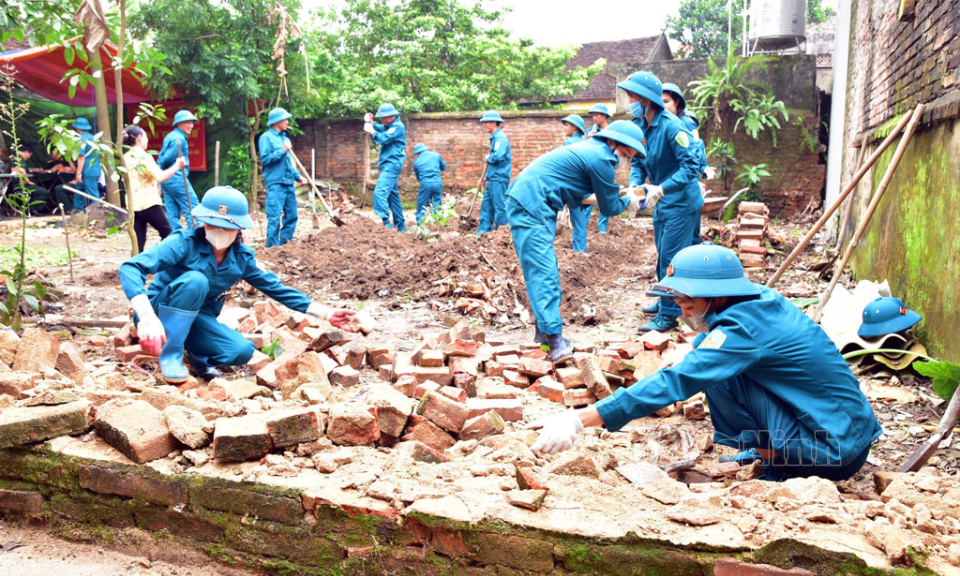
left=845, top=119, right=960, bottom=360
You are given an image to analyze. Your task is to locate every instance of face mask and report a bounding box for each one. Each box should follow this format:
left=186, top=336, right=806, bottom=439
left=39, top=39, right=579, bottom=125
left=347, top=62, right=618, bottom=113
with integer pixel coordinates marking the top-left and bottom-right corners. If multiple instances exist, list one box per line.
left=629, top=101, right=645, bottom=118
left=205, top=226, right=238, bottom=250
left=684, top=299, right=713, bottom=333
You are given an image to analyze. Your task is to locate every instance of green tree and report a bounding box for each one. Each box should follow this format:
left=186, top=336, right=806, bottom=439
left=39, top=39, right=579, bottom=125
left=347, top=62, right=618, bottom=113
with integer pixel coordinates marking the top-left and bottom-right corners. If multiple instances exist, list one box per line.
left=666, top=0, right=835, bottom=59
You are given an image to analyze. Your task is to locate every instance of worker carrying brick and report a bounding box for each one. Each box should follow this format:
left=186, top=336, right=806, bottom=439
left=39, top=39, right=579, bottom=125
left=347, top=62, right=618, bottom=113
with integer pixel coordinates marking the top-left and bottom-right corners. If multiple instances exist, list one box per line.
left=560, top=114, right=603, bottom=254
left=157, top=110, right=201, bottom=231
left=585, top=104, right=614, bottom=236
left=619, top=71, right=704, bottom=334
left=259, top=107, right=307, bottom=248
left=363, top=103, right=407, bottom=232
left=411, top=143, right=447, bottom=225
left=505, top=120, right=646, bottom=365
left=119, top=186, right=359, bottom=383
left=531, top=243, right=882, bottom=482
left=477, top=110, right=511, bottom=235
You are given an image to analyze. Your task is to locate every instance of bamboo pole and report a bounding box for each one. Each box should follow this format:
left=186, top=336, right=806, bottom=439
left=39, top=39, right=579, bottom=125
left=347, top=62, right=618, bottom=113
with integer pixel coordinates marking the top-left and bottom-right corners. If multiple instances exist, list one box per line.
left=766, top=111, right=914, bottom=288
left=810, top=104, right=925, bottom=323
left=214, top=140, right=220, bottom=186
left=63, top=185, right=127, bottom=214
left=58, top=204, right=75, bottom=283
left=834, top=135, right=869, bottom=250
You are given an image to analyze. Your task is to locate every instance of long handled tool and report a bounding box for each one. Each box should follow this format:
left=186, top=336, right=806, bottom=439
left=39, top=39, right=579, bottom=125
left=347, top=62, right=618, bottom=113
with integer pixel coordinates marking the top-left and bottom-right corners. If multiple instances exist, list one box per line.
left=288, top=151, right=345, bottom=227
left=63, top=185, right=127, bottom=214
left=57, top=204, right=75, bottom=283
left=901, top=388, right=960, bottom=472
left=810, top=103, right=924, bottom=323
left=175, top=140, right=197, bottom=228
left=310, top=149, right=319, bottom=230
left=359, top=132, right=371, bottom=209
left=466, top=164, right=487, bottom=220
left=766, top=110, right=914, bottom=289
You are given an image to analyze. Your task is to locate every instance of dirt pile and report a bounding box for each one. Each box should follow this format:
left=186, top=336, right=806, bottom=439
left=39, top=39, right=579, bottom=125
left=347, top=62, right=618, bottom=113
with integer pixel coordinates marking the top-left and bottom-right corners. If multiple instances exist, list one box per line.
left=260, top=212, right=656, bottom=325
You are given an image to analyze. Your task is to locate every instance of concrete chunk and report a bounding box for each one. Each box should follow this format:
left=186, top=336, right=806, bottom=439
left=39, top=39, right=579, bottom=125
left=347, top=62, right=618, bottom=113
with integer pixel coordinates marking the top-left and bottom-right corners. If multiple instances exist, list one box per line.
left=95, top=399, right=179, bottom=464
left=213, top=415, right=272, bottom=461
left=0, top=400, right=91, bottom=448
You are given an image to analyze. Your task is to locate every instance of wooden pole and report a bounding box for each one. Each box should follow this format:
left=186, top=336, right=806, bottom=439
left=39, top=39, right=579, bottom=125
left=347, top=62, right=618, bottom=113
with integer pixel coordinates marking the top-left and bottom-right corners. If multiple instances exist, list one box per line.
left=359, top=131, right=370, bottom=209
left=63, top=185, right=127, bottom=214
left=310, top=148, right=317, bottom=214
left=214, top=140, right=220, bottom=187
left=810, top=104, right=925, bottom=323
left=58, top=204, right=75, bottom=284
left=766, top=111, right=914, bottom=288
left=175, top=140, right=197, bottom=228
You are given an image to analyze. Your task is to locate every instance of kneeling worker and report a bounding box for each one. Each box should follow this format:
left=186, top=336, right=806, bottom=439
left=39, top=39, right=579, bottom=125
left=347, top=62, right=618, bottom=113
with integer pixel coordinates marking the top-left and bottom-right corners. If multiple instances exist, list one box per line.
left=119, top=186, right=359, bottom=382
left=531, top=243, right=881, bottom=481
left=506, top=121, right=646, bottom=365
left=412, top=143, right=447, bottom=225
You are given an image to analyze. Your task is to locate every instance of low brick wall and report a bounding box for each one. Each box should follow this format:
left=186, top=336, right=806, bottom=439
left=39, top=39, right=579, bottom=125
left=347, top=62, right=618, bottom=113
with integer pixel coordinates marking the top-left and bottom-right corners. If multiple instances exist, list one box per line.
left=0, top=440, right=924, bottom=576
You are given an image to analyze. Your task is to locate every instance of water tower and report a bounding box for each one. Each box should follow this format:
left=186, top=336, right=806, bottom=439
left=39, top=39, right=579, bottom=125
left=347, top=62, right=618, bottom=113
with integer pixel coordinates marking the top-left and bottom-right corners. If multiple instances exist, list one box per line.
left=746, top=0, right=807, bottom=55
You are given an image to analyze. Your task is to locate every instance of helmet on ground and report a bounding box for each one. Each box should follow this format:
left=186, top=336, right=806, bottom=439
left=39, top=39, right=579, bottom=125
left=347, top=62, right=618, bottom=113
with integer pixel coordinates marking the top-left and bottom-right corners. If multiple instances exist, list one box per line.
left=661, top=82, right=686, bottom=110
left=561, top=115, right=585, bottom=135
left=617, top=71, right=664, bottom=107
left=72, top=118, right=92, bottom=131
left=192, top=186, right=253, bottom=230
left=479, top=110, right=504, bottom=123
left=648, top=243, right=761, bottom=299
left=858, top=297, right=921, bottom=338
left=412, top=143, right=429, bottom=155
left=588, top=103, right=611, bottom=117
left=593, top=120, right=647, bottom=158
left=375, top=103, right=400, bottom=118
left=267, top=107, right=293, bottom=126
left=173, top=110, right=199, bottom=125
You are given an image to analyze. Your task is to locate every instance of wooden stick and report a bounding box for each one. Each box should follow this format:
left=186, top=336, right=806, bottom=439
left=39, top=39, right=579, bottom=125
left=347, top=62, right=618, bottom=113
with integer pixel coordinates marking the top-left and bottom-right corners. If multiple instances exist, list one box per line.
left=360, top=131, right=370, bottom=209
left=310, top=148, right=317, bottom=215
left=811, top=104, right=925, bottom=323
left=58, top=204, right=75, bottom=284
left=62, top=185, right=127, bottom=214
left=467, top=164, right=487, bottom=220
left=902, top=387, right=960, bottom=472
left=834, top=135, right=869, bottom=250
left=175, top=140, right=197, bottom=228
left=766, top=111, right=913, bottom=288
left=289, top=151, right=345, bottom=226
left=23, top=316, right=128, bottom=328
left=214, top=140, right=220, bottom=187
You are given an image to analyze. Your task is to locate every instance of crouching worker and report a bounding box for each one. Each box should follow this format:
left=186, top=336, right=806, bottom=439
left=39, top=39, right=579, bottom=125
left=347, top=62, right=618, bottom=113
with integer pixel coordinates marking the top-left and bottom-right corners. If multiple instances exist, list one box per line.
left=119, top=186, right=359, bottom=383
left=531, top=243, right=881, bottom=481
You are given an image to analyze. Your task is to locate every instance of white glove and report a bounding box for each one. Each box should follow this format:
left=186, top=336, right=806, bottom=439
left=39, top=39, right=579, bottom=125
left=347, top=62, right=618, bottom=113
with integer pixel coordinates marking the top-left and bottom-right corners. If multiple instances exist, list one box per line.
left=641, top=184, right=664, bottom=209
left=530, top=410, right=584, bottom=455
left=363, top=112, right=373, bottom=123
left=625, top=188, right=643, bottom=215
left=363, top=122, right=374, bottom=135
left=306, top=301, right=333, bottom=321
left=130, top=294, right=165, bottom=355
left=705, top=166, right=717, bottom=179
left=659, top=345, right=690, bottom=369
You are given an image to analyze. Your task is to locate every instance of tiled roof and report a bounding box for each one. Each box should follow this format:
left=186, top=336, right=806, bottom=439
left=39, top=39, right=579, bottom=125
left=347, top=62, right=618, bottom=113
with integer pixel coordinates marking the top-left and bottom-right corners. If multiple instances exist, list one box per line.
left=565, top=35, right=669, bottom=101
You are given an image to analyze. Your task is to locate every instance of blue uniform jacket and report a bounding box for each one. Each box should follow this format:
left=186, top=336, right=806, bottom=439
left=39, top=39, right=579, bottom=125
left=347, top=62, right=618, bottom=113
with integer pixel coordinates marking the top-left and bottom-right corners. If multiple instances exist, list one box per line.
left=562, top=134, right=584, bottom=146
left=506, top=139, right=628, bottom=222
left=119, top=229, right=311, bottom=317
left=485, top=128, right=512, bottom=183
left=585, top=125, right=602, bottom=139
left=157, top=128, right=191, bottom=191
left=79, top=132, right=101, bottom=176
left=629, top=109, right=703, bottom=216
left=259, top=128, right=300, bottom=186
left=677, top=114, right=708, bottom=177
left=413, top=151, right=447, bottom=184
left=371, top=119, right=406, bottom=172
left=595, top=287, right=882, bottom=467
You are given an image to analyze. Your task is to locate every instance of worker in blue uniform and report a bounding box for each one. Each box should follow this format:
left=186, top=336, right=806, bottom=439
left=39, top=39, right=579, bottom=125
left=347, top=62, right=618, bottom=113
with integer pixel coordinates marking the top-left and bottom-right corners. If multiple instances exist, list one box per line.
left=662, top=82, right=711, bottom=249
left=119, top=186, right=359, bottom=383
left=411, top=143, right=447, bottom=225
left=620, top=71, right=703, bottom=333
left=259, top=107, right=307, bottom=247
left=363, top=103, right=407, bottom=231
left=561, top=114, right=596, bottom=253
left=531, top=243, right=882, bottom=482
left=157, top=110, right=201, bottom=231
left=477, top=111, right=511, bottom=235
left=506, top=121, right=646, bottom=365
left=560, top=115, right=585, bottom=146
left=585, top=104, right=613, bottom=235
left=73, top=118, right=102, bottom=212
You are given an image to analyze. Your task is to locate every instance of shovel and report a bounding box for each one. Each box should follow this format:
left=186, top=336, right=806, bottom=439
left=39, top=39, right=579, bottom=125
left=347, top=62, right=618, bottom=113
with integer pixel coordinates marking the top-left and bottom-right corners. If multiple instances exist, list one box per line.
left=288, top=151, right=345, bottom=227
left=901, top=386, right=960, bottom=472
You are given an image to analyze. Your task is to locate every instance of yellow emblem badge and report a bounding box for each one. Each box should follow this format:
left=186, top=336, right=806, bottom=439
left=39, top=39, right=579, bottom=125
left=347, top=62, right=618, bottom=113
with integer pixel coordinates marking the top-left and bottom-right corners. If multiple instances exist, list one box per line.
left=675, top=131, right=690, bottom=148
left=699, top=329, right=726, bottom=349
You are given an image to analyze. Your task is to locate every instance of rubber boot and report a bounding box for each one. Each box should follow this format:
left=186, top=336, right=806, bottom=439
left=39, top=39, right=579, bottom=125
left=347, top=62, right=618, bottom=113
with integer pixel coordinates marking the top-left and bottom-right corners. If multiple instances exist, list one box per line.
left=534, top=325, right=547, bottom=345
left=157, top=305, right=197, bottom=383
left=638, top=314, right=679, bottom=334
left=642, top=301, right=659, bottom=316
left=544, top=333, right=574, bottom=366
left=185, top=350, right=221, bottom=381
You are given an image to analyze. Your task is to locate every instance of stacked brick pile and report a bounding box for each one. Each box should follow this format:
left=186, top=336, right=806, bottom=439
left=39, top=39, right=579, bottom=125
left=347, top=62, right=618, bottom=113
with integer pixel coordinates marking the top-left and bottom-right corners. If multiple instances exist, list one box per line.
left=736, top=201, right=769, bottom=271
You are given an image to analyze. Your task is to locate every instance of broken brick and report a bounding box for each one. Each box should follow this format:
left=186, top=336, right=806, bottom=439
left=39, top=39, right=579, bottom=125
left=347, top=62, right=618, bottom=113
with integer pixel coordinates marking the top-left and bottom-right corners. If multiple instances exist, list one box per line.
left=563, top=388, right=597, bottom=407
left=640, top=331, right=671, bottom=352
left=545, top=452, right=601, bottom=477
left=0, top=330, right=19, bottom=367
left=497, top=354, right=521, bottom=367
left=342, top=342, right=367, bottom=369
left=330, top=365, right=361, bottom=388
left=0, top=371, right=42, bottom=399
left=12, top=327, right=60, bottom=372
left=632, top=352, right=662, bottom=380
left=395, top=440, right=450, bottom=463
left=444, top=339, right=479, bottom=358
left=111, top=322, right=134, bottom=350
left=507, top=489, right=547, bottom=511
left=0, top=400, right=91, bottom=449
left=617, top=341, right=644, bottom=359
left=484, top=361, right=504, bottom=377
left=271, top=351, right=330, bottom=398
left=452, top=372, right=477, bottom=397
left=56, top=342, right=85, bottom=376
left=95, top=399, right=180, bottom=464
left=394, top=374, right=418, bottom=397
left=247, top=350, right=272, bottom=373
left=213, top=415, right=273, bottom=461
left=439, top=386, right=467, bottom=403
left=308, top=329, right=350, bottom=353
left=518, top=357, right=552, bottom=378
left=466, top=398, right=523, bottom=422
left=581, top=358, right=612, bottom=400
left=265, top=407, right=324, bottom=448
left=492, top=345, right=521, bottom=358
left=416, top=391, right=469, bottom=433
left=502, top=369, right=531, bottom=389
left=163, top=405, right=212, bottom=449
left=683, top=400, right=707, bottom=420
left=326, top=404, right=380, bottom=446
left=414, top=380, right=442, bottom=399
left=516, top=466, right=548, bottom=491
left=555, top=366, right=584, bottom=389
left=365, top=384, right=415, bottom=438
left=379, top=364, right=394, bottom=381
left=418, top=350, right=445, bottom=367
left=365, top=345, right=391, bottom=368
left=536, top=376, right=565, bottom=403
left=401, top=414, right=455, bottom=451
left=448, top=356, right=480, bottom=376
left=739, top=253, right=765, bottom=268
left=460, top=411, right=505, bottom=441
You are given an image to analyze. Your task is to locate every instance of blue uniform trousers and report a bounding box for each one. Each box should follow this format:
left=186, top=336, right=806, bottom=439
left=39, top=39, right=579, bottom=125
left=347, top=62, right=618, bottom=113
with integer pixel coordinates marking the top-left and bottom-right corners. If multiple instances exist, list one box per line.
left=74, top=173, right=101, bottom=211
left=706, top=374, right=871, bottom=481
left=265, top=182, right=299, bottom=247
left=477, top=179, right=508, bottom=235
left=151, top=271, right=255, bottom=367
left=163, top=185, right=200, bottom=231
left=506, top=198, right=563, bottom=335
left=598, top=214, right=609, bottom=234
left=374, top=168, right=406, bottom=231
left=570, top=204, right=592, bottom=252
left=415, top=181, right=442, bottom=224
left=653, top=209, right=702, bottom=317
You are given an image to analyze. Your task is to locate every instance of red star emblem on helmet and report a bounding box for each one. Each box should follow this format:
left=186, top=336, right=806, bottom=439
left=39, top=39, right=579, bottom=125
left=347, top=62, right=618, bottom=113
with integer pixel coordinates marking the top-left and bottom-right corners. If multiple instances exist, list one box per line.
left=900, top=306, right=907, bottom=315
left=219, top=205, right=228, bottom=214
left=667, top=264, right=674, bottom=276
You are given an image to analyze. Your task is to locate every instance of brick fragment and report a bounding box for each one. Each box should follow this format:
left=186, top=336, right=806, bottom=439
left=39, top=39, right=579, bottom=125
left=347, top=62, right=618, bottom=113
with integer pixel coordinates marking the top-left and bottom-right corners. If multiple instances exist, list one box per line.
left=419, top=350, right=445, bottom=367
left=555, top=366, right=584, bottom=389
left=633, top=352, right=662, bottom=379
left=683, top=400, right=707, bottom=420
left=444, top=339, right=479, bottom=357
left=0, top=400, right=91, bottom=449
left=739, top=253, right=765, bottom=268
left=545, top=451, right=600, bottom=477
left=502, top=369, right=531, bottom=389
left=536, top=376, right=565, bottom=403
left=414, top=380, right=442, bottom=399
left=460, top=411, right=505, bottom=441
left=617, top=341, right=644, bottom=359
left=401, top=413, right=455, bottom=451
left=56, top=342, right=85, bottom=376
left=327, top=404, right=380, bottom=446
left=12, top=328, right=60, bottom=372
left=497, top=354, right=521, bottom=366
left=247, top=349, right=271, bottom=372
left=466, top=398, right=523, bottom=422
left=163, top=405, right=213, bottom=449
left=395, top=440, right=449, bottom=463
left=0, top=371, right=42, bottom=399
left=640, top=331, right=671, bottom=352
left=516, top=466, right=547, bottom=490
left=507, top=489, right=547, bottom=511
left=713, top=558, right=813, bottom=576
left=330, top=365, right=361, bottom=387
left=439, top=386, right=467, bottom=403
left=491, top=344, right=521, bottom=358
left=213, top=415, right=272, bottom=461
left=581, top=358, right=612, bottom=399
left=269, top=351, right=330, bottom=398
left=379, top=363, right=394, bottom=381
left=96, top=399, right=179, bottom=464
left=308, top=329, right=350, bottom=352
left=393, top=374, right=418, bottom=397
left=451, top=372, right=477, bottom=397
left=448, top=356, right=480, bottom=376
left=484, top=360, right=504, bottom=377
left=563, top=388, right=597, bottom=407
left=265, top=407, right=323, bottom=448
left=365, top=383, right=414, bottom=438
left=369, top=350, right=394, bottom=370
left=417, top=391, right=469, bottom=433
left=0, top=488, right=44, bottom=515
left=78, top=464, right=187, bottom=506
left=111, top=322, right=133, bottom=349
left=0, top=330, right=18, bottom=367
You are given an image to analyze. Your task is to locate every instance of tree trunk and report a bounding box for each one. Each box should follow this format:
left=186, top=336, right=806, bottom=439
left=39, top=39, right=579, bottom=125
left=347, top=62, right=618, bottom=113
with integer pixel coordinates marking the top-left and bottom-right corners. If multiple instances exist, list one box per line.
left=113, top=0, right=138, bottom=256
left=87, top=44, right=120, bottom=207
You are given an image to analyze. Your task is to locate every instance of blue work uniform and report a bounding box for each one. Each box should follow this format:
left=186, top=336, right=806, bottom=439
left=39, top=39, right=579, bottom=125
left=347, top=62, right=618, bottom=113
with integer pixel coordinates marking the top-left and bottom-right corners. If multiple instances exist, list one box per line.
left=119, top=228, right=312, bottom=367
left=259, top=128, right=301, bottom=247
left=506, top=139, right=629, bottom=335
left=76, top=131, right=102, bottom=211
left=596, top=287, right=881, bottom=481
left=564, top=132, right=593, bottom=252
left=478, top=128, right=511, bottom=235
left=630, top=109, right=703, bottom=318
left=413, top=151, right=447, bottom=224
left=677, top=113, right=706, bottom=246
left=157, top=127, right=200, bottom=231
left=371, top=119, right=407, bottom=231
left=586, top=124, right=610, bottom=234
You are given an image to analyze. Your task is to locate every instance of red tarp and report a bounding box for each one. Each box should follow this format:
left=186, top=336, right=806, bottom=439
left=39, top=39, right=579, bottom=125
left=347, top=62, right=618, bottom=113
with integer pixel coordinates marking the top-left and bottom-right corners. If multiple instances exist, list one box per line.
left=126, top=100, right=207, bottom=171
left=0, top=40, right=152, bottom=105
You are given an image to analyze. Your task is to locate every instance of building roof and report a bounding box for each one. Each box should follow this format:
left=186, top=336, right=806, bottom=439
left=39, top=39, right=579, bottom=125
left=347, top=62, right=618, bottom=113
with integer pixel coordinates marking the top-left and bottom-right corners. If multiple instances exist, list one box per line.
left=565, top=34, right=671, bottom=101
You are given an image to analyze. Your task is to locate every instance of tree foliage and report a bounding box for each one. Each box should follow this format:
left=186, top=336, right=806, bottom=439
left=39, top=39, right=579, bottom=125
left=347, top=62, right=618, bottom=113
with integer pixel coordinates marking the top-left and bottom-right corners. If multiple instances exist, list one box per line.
left=666, top=0, right=836, bottom=59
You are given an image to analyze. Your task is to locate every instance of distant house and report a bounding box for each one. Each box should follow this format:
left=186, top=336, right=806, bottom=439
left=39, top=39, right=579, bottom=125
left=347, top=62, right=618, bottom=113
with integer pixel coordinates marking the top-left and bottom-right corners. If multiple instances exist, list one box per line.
left=532, top=34, right=673, bottom=110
